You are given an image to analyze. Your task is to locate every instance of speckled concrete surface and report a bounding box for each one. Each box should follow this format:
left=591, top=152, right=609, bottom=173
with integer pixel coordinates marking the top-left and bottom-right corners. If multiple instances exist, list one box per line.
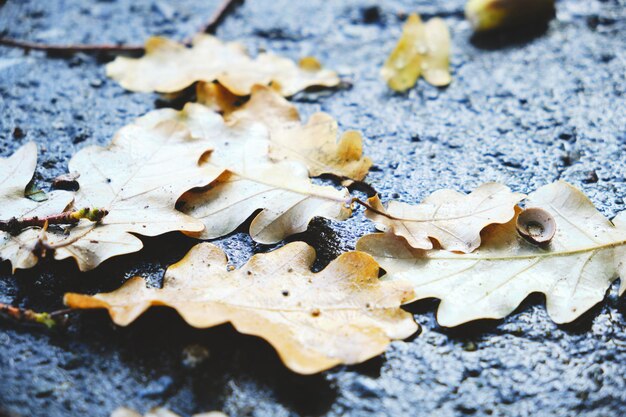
left=0, top=1, right=625, bottom=416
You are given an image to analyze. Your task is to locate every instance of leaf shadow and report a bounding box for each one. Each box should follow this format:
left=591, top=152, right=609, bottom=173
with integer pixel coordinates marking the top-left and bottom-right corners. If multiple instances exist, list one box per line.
left=403, top=290, right=614, bottom=340
left=6, top=232, right=200, bottom=312
left=349, top=355, right=385, bottom=378
left=62, top=308, right=339, bottom=416
left=470, top=22, right=551, bottom=51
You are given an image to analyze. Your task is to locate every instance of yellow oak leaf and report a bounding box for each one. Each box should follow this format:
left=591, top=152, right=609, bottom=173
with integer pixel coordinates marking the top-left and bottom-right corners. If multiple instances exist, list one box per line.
left=135, top=103, right=352, bottom=244
left=365, top=183, right=524, bottom=253
left=357, top=181, right=626, bottom=326
left=0, top=143, right=73, bottom=271
left=44, top=122, right=222, bottom=271
left=213, top=84, right=372, bottom=180
left=66, top=242, right=418, bottom=374
left=106, top=35, right=339, bottom=96
left=381, top=13, right=452, bottom=91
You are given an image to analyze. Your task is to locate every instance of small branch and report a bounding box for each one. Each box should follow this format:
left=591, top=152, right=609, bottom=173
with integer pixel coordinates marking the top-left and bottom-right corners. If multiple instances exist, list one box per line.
left=0, top=0, right=244, bottom=54
left=185, top=0, right=244, bottom=43
left=0, top=38, right=143, bottom=53
left=0, top=302, right=70, bottom=328
left=0, top=207, right=108, bottom=235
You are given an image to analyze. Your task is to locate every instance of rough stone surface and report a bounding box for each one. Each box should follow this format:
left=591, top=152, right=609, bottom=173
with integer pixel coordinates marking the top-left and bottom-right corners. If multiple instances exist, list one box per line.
left=0, top=0, right=625, bottom=416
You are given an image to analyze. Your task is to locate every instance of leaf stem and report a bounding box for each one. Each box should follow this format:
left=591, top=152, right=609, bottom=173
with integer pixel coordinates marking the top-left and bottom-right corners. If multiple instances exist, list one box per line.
left=352, top=197, right=390, bottom=217
left=0, top=0, right=244, bottom=54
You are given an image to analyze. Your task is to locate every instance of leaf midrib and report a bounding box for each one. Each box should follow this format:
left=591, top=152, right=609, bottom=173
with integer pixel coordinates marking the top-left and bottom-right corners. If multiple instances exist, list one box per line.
left=384, top=239, right=626, bottom=262
left=211, top=162, right=348, bottom=203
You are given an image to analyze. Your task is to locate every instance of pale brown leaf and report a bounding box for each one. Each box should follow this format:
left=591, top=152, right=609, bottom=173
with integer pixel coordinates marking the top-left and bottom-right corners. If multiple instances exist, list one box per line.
left=66, top=242, right=418, bottom=374
left=106, top=35, right=340, bottom=96
left=216, top=84, right=372, bottom=180
left=365, top=183, right=524, bottom=253
left=45, top=122, right=222, bottom=271
left=358, top=181, right=626, bottom=326
left=136, top=104, right=352, bottom=244
left=0, top=143, right=73, bottom=271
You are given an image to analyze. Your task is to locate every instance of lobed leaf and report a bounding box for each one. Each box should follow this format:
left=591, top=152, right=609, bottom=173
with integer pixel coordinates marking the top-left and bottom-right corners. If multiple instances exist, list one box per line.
left=365, top=183, right=524, bottom=253
left=358, top=181, right=626, bottom=326
left=199, top=84, right=372, bottom=180
left=66, top=242, right=418, bottom=374
left=107, top=35, right=340, bottom=96
left=136, top=103, right=353, bottom=244
left=45, top=122, right=222, bottom=271
left=0, top=143, right=73, bottom=271
left=381, top=13, right=452, bottom=91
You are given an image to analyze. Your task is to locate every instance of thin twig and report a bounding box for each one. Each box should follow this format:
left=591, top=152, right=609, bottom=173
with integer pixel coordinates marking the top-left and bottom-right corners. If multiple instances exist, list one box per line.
left=0, top=0, right=244, bottom=54
left=0, top=302, right=69, bottom=328
left=0, top=38, right=143, bottom=53
left=0, top=208, right=108, bottom=235
left=184, top=0, right=244, bottom=44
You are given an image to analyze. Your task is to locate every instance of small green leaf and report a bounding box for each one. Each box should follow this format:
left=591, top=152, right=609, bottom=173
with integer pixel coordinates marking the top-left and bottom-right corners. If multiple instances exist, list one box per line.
left=25, top=181, right=48, bottom=202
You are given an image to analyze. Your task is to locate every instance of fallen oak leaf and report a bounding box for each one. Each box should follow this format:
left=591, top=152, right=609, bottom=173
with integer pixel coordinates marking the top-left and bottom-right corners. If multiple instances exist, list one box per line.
left=66, top=242, right=418, bottom=374
left=363, top=183, right=524, bottom=253
left=106, top=35, right=340, bottom=96
left=382, top=13, right=452, bottom=91
left=180, top=162, right=351, bottom=243
left=44, top=121, right=222, bottom=271
left=136, top=104, right=352, bottom=244
left=0, top=143, right=73, bottom=271
left=357, top=181, right=626, bottom=326
left=217, top=84, right=372, bottom=180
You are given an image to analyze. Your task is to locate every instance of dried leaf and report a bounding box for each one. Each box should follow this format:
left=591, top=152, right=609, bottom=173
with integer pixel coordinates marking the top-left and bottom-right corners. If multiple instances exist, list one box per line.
left=111, top=407, right=227, bottom=417
left=107, top=35, right=340, bottom=96
left=66, top=242, right=418, bottom=374
left=216, top=84, right=372, bottom=180
left=135, top=104, right=352, bottom=244
left=358, top=181, right=626, bottom=326
left=0, top=143, right=73, bottom=271
left=196, top=82, right=241, bottom=114
left=381, top=13, right=452, bottom=91
left=181, top=163, right=351, bottom=243
left=365, top=183, right=524, bottom=253
left=45, top=122, right=221, bottom=271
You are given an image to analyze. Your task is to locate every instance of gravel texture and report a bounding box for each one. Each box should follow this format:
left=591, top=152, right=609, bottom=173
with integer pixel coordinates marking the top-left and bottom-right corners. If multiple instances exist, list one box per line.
left=0, top=0, right=625, bottom=416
